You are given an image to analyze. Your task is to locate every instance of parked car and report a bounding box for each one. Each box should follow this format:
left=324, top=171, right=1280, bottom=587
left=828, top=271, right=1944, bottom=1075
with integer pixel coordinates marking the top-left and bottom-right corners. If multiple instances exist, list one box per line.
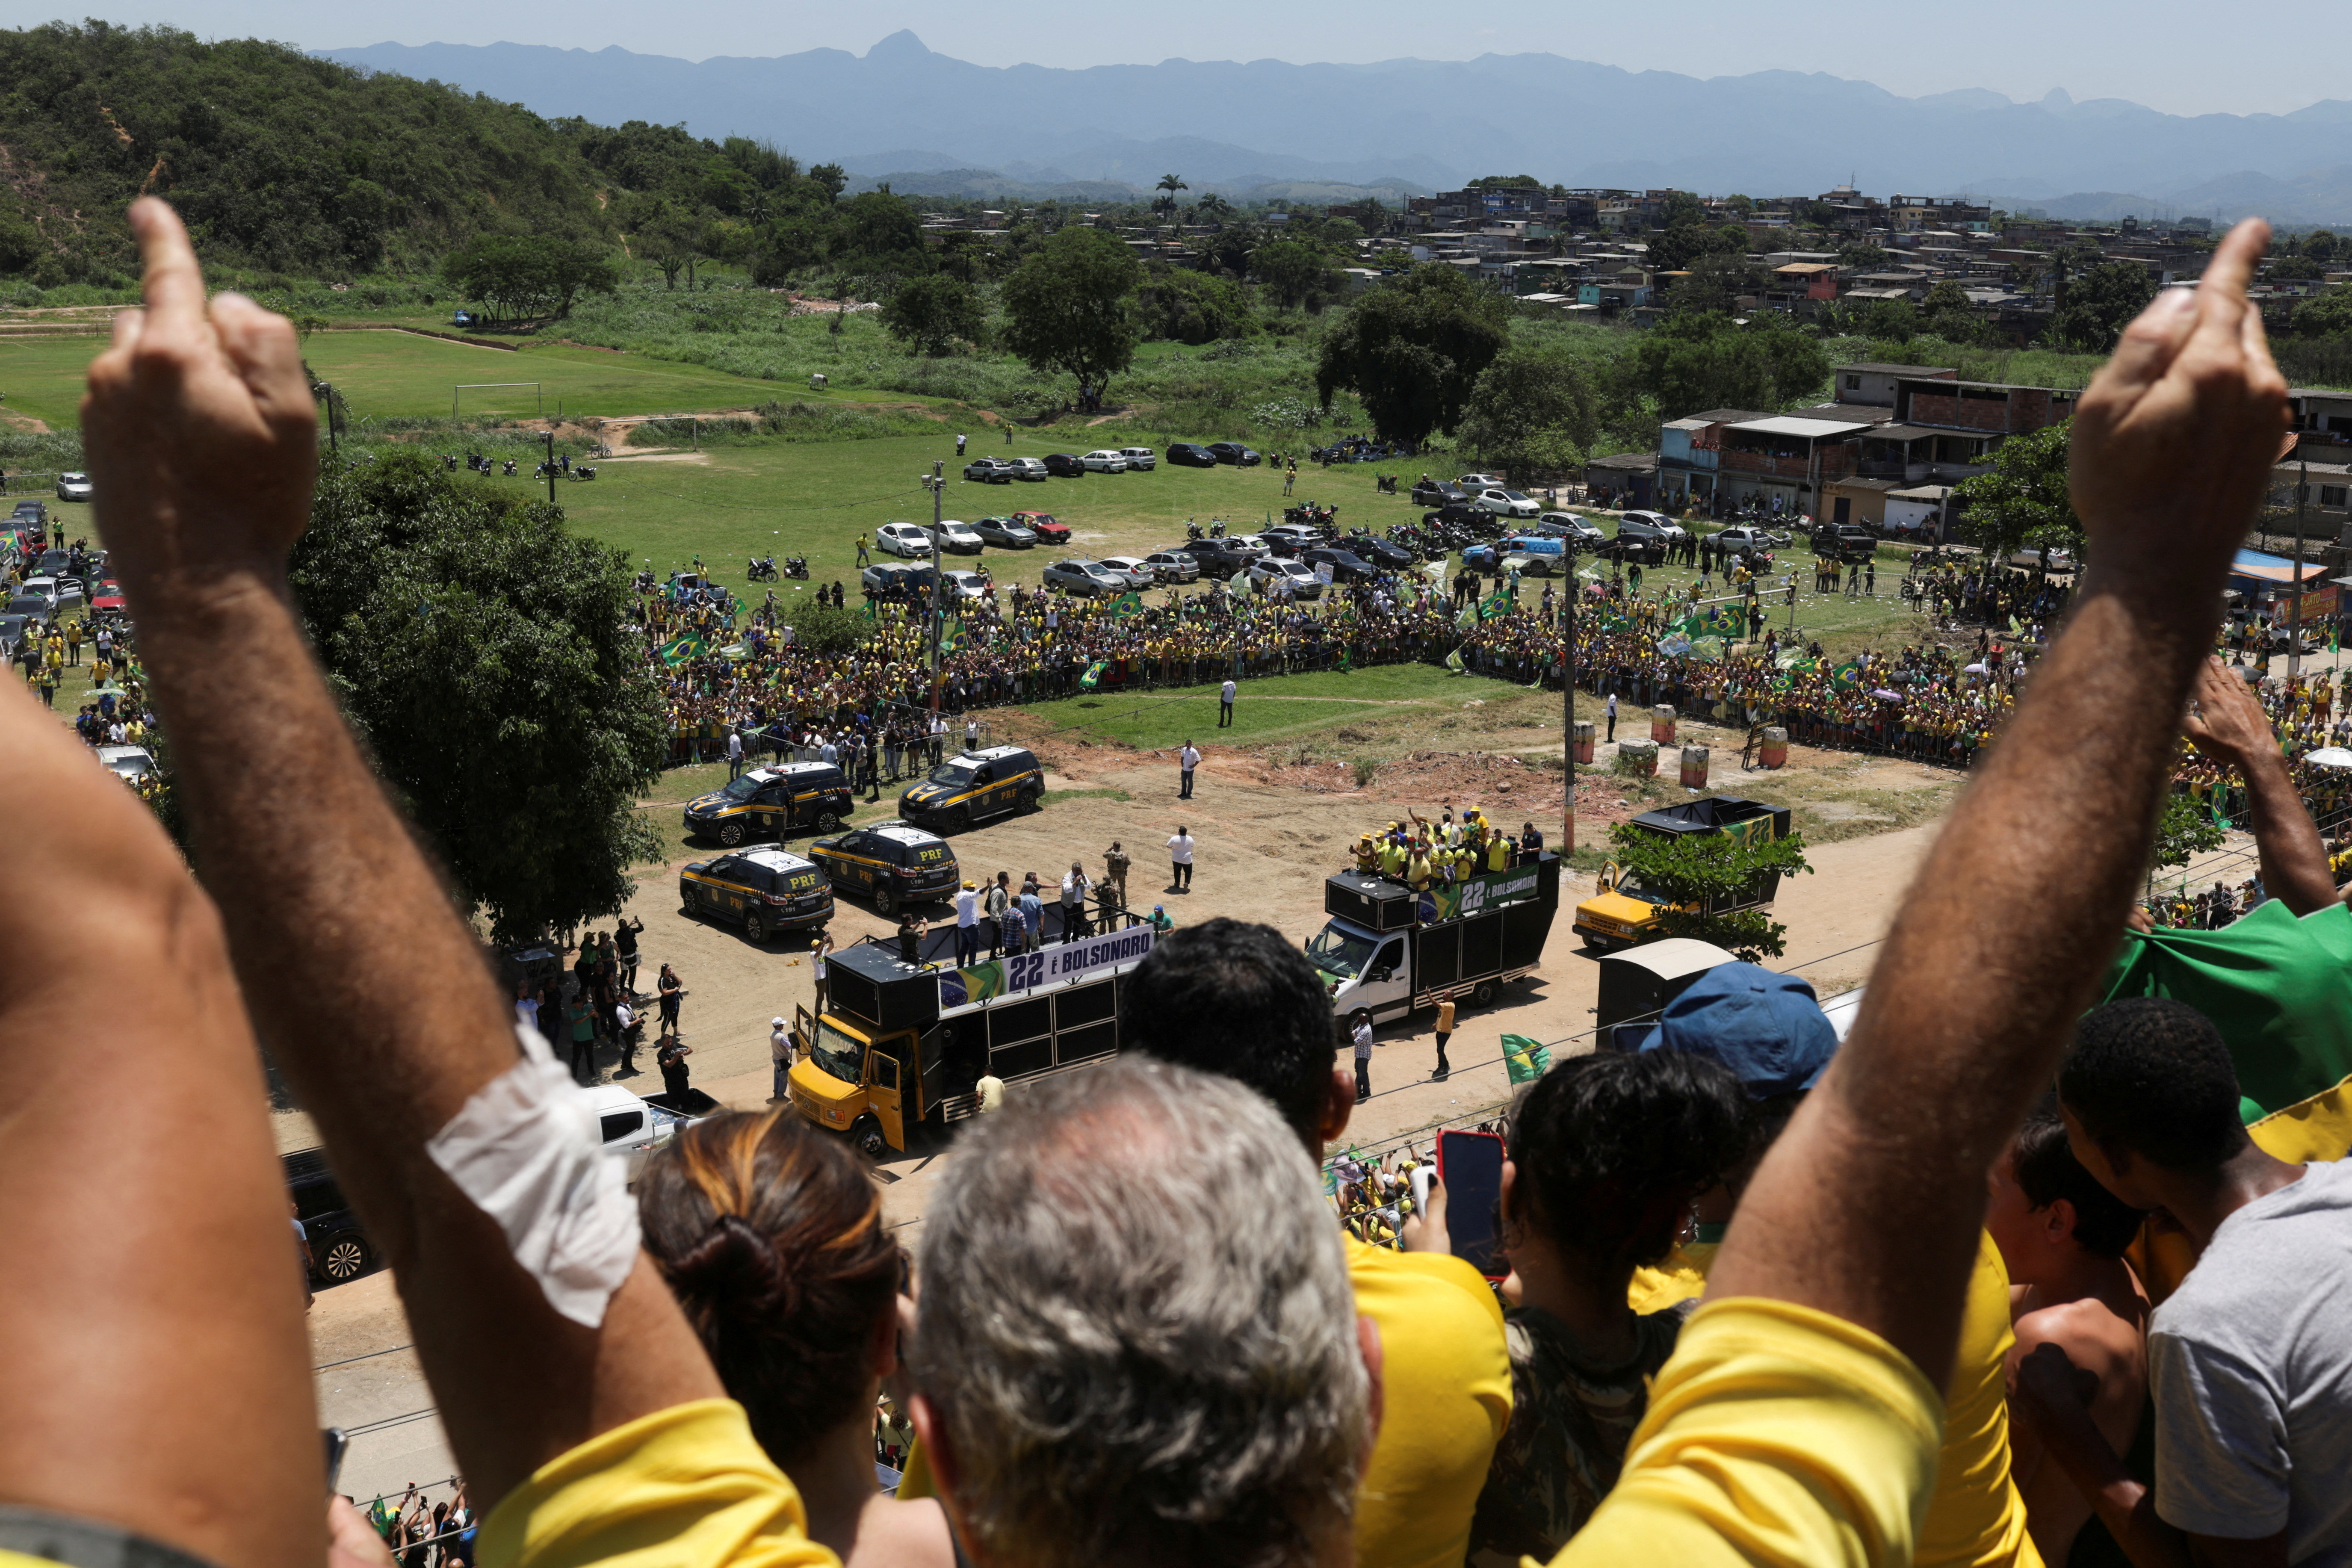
left=1117, top=446, right=1158, bottom=470
left=860, top=562, right=939, bottom=597
left=1472, top=487, right=1541, bottom=519
left=941, top=568, right=993, bottom=601
left=1166, top=443, right=1219, bottom=467
left=13, top=578, right=59, bottom=612
left=1457, top=472, right=1506, bottom=489
left=684, top=762, right=856, bottom=845
left=96, top=744, right=154, bottom=781
left=972, top=516, right=1037, bottom=548
left=4, top=594, right=48, bottom=622
left=1219, top=534, right=1271, bottom=562
left=963, top=458, right=1015, bottom=484
left=1811, top=523, right=1878, bottom=562
left=12, top=500, right=47, bottom=528
left=1617, top=510, right=1688, bottom=543
left=875, top=522, right=935, bottom=558
left=1012, top=511, right=1070, bottom=545
left=1043, top=452, right=1087, bottom=478
left=1175, top=539, right=1250, bottom=575
left=1259, top=524, right=1322, bottom=553
left=1247, top=558, right=1323, bottom=597
left=680, top=846, right=835, bottom=943
left=1713, top=526, right=1784, bottom=556
left=1300, top=547, right=1378, bottom=584
left=1344, top=533, right=1415, bottom=570
left=1096, top=556, right=1159, bottom=590
left=1141, top=549, right=1202, bottom=583
left=1006, top=457, right=1050, bottom=481
left=1534, top=512, right=1608, bottom=546
left=585, top=1081, right=715, bottom=1184
left=54, top=472, right=91, bottom=502
left=1207, top=442, right=1261, bottom=467
left=1410, top=478, right=1469, bottom=508
left=1041, top=558, right=1127, bottom=597
left=285, top=1148, right=375, bottom=1285
left=1080, top=449, right=1130, bottom=473
left=930, top=520, right=985, bottom=555
left=0, top=613, right=29, bottom=657
left=1423, top=502, right=1492, bottom=529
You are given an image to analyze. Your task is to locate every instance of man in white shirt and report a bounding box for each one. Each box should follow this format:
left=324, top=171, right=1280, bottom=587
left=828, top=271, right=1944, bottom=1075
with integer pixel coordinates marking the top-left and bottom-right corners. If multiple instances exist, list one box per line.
left=1167, top=827, right=1194, bottom=892
left=769, top=1016, right=792, bottom=1101
left=1604, top=690, right=1619, bottom=742
left=1060, top=864, right=1090, bottom=942
left=819, top=734, right=838, bottom=767
left=1179, top=740, right=1200, bottom=800
left=1220, top=678, right=1237, bottom=727
left=513, top=982, right=538, bottom=1036
left=928, top=714, right=948, bottom=765
left=953, top=880, right=982, bottom=967
left=725, top=727, right=745, bottom=781
left=1350, top=1010, right=1374, bottom=1100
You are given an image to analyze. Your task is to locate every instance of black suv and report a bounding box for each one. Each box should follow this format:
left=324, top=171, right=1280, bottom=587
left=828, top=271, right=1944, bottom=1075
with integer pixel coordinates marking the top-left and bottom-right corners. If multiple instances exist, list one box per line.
left=286, top=1149, right=375, bottom=1285
left=1422, top=502, right=1492, bottom=529
left=1176, top=539, right=1250, bottom=575
left=683, top=762, right=854, bottom=846
left=679, top=846, right=834, bottom=942
left=1207, top=443, right=1261, bottom=467
left=1043, top=453, right=1087, bottom=478
left=1301, top=547, right=1379, bottom=584
left=1166, top=443, right=1219, bottom=467
left=1812, top=524, right=1878, bottom=563
left=810, top=823, right=962, bottom=914
left=898, top=743, right=1045, bottom=830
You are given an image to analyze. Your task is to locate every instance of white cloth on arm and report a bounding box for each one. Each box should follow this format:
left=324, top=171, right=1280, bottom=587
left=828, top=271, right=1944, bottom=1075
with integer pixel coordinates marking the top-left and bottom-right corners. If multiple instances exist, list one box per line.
left=424, top=1024, right=642, bottom=1329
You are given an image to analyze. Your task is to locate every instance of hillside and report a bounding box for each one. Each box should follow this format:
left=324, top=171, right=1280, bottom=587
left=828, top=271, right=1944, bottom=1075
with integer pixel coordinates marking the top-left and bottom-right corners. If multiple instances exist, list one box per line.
left=325, top=32, right=2352, bottom=221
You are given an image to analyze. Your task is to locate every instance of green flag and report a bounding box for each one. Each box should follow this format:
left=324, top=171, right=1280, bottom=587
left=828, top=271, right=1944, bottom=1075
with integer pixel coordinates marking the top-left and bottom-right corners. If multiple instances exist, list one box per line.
left=1445, top=647, right=1465, bottom=673
left=1830, top=660, right=1862, bottom=691
left=658, top=633, right=707, bottom=667
left=1079, top=659, right=1108, bottom=690
left=1109, top=592, right=1146, bottom=618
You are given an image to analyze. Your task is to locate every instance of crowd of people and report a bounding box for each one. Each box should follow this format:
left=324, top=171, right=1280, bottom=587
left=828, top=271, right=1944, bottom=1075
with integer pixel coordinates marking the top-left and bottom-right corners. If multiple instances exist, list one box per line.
left=26, top=204, right=2352, bottom=1568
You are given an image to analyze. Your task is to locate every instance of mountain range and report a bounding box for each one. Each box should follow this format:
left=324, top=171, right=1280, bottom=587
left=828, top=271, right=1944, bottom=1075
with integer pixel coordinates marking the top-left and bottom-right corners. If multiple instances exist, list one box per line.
left=325, top=32, right=2352, bottom=222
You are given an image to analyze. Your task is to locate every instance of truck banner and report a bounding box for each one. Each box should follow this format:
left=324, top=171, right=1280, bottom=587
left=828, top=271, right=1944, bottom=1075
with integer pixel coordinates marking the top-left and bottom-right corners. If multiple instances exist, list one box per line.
left=1416, top=862, right=1545, bottom=924
left=938, top=924, right=1157, bottom=1010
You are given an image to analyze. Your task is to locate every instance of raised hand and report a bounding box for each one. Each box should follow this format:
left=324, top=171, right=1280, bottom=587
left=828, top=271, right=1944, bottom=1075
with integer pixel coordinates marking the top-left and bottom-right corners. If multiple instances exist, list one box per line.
left=2182, top=655, right=2280, bottom=768
left=81, top=198, right=317, bottom=609
left=2069, top=219, right=2293, bottom=600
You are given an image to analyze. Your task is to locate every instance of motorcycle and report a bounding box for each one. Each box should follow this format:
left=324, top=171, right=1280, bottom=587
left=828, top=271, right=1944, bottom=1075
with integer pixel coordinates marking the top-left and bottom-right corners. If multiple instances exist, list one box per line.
left=569, top=465, right=597, bottom=481
left=747, top=557, right=779, bottom=582
left=1185, top=519, right=1204, bottom=542
left=1208, top=519, right=1227, bottom=539
left=783, top=555, right=810, bottom=580
left=501, top=459, right=517, bottom=477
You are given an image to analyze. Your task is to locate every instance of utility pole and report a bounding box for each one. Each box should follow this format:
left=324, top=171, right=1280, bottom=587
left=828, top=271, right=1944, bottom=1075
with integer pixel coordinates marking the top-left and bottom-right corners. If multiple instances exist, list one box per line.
left=1563, top=541, right=1578, bottom=856
left=2291, top=459, right=2308, bottom=681
left=919, top=461, right=946, bottom=744
left=544, top=431, right=555, bottom=507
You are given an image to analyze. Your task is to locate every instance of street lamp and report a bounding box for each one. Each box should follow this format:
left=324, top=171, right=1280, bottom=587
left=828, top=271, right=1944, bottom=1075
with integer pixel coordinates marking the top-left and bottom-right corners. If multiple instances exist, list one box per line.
left=917, top=461, right=947, bottom=743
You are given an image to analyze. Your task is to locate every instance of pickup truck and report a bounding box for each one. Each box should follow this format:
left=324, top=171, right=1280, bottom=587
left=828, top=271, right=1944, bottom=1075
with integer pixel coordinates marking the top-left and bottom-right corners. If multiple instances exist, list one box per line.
left=1573, top=797, right=1793, bottom=951
left=1811, top=524, right=1879, bottom=564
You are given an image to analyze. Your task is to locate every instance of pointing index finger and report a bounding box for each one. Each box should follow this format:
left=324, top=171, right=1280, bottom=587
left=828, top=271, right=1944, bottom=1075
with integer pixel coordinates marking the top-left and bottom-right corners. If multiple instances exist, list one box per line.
left=2189, top=217, right=2270, bottom=331
left=128, top=197, right=207, bottom=332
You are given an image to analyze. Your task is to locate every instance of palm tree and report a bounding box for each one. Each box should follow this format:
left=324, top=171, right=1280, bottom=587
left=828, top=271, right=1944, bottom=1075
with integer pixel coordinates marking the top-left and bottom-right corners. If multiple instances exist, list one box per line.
left=1155, top=173, right=1189, bottom=236
left=1198, top=192, right=1234, bottom=228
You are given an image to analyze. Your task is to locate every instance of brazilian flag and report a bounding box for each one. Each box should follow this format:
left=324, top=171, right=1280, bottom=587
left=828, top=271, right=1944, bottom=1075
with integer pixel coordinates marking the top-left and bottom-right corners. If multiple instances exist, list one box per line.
left=1830, top=660, right=1862, bottom=691
left=1479, top=590, right=1515, bottom=620
left=1110, top=592, right=1146, bottom=618
left=658, top=633, right=707, bottom=667
left=942, top=623, right=966, bottom=653
left=1079, top=659, right=1108, bottom=690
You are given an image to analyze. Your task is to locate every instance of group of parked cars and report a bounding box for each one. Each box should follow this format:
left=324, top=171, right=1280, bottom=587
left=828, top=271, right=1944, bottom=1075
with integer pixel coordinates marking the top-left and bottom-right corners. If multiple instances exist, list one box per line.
left=961, top=442, right=1266, bottom=486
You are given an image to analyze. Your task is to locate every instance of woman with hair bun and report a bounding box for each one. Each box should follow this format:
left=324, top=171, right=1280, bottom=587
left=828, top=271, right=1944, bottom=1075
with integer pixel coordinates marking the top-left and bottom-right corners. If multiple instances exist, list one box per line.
left=639, top=1109, right=958, bottom=1568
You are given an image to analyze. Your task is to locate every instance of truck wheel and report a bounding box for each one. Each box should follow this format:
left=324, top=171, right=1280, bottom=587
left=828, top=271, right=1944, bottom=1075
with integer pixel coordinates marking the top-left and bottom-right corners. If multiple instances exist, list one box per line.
left=744, top=911, right=769, bottom=944
left=1019, top=787, right=1042, bottom=815
left=874, top=886, right=896, bottom=915
left=951, top=806, right=971, bottom=835
left=850, top=1115, right=889, bottom=1160
left=1471, top=979, right=1498, bottom=1009
left=816, top=809, right=842, bottom=832
left=718, top=820, right=746, bottom=847
left=320, top=1235, right=372, bottom=1284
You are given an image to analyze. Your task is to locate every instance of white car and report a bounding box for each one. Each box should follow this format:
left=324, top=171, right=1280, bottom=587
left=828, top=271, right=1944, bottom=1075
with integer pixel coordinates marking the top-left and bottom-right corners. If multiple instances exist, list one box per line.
left=1457, top=472, right=1506, bottom=489
left=1247, top=558, right=1323, bottom=598
left=941, top=569, right=993, bottom=601
left=875, top=522, right=935, bottom=558
left=931, top=520, right=985, bottom=555
left=1141, top=549, right=1201, bottom=583
left=1006, top=457, right=1050, bottom=481
left=1618, top=509, right=1690, bottom=542
left=1081, top=450, right=1130, bottom=473
left=1220, top=534, right=1271, bottom=561
left=1474, top=488, right=1542, bottom=519
left=1713, top=526, right=1785, bottom=554
left=1117, top=446, right=1158, bottom=471
left=97, top=744, right=154, bottom=781
left=54, top=472, right=92, bottom=502
left=1536, top=512, right=1607, bottom=545
left=1097, top=556, right=1160, bottom=589
left=584, top=1081, right=706, bottom=1184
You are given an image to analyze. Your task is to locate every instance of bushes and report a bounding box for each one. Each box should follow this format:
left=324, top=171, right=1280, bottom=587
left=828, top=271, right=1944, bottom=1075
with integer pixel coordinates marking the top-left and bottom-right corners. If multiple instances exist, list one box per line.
left=631, top=402, right=945, bottom=445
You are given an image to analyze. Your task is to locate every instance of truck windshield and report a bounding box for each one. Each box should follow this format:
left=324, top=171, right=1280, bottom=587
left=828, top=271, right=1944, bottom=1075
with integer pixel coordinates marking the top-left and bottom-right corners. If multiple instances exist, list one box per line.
left=809, top=1019, right=868, bottom=1086
left=718, top=774, right=763, bottom=802
left=1306, top=924, right=1379, bottom=978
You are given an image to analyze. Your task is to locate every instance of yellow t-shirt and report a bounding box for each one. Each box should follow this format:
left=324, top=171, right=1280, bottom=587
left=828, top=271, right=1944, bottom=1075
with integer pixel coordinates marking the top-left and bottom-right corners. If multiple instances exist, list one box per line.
left=1348, top=1235, right=1515, bottom=1568
left=1626, top=1240, right=1719, bottom=1314
left=1543, top=1298, right=1944, bottom=1568
left=482, top=1399, right=838, bottom=1568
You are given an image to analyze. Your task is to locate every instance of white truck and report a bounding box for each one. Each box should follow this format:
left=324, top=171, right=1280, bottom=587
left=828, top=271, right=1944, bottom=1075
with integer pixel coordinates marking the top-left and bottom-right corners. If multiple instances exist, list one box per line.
left=1306, top=855, right=1561, bottom=1025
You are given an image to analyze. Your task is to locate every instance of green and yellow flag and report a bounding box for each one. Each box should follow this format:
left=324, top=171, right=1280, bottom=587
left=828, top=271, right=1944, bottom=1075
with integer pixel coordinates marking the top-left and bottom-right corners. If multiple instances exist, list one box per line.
left=1079, top=659, right=1108, bottom=690
left=1830, top=660, right=1862, bottom=691
left=1110, top=592, right=1146, bottom=618
left=658, top=633, right=707, bottom=667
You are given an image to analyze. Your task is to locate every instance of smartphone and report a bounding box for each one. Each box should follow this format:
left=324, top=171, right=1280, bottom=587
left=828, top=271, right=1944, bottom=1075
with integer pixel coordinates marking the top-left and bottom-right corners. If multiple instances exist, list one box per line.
left=322, top=1427, right=349, bottom=1494
left=1436, top=1128, right=1508, bottom=1281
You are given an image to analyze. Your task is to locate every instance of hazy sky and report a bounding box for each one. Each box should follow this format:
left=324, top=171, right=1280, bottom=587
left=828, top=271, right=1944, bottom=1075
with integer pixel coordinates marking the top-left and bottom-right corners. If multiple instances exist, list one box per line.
left=4, top=0, right=2343, bottom=119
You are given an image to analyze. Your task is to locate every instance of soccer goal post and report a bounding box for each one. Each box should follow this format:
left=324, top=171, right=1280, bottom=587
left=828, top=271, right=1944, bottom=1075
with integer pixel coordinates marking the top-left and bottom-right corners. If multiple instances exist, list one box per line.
left=452, top=383, right=544, bottom=420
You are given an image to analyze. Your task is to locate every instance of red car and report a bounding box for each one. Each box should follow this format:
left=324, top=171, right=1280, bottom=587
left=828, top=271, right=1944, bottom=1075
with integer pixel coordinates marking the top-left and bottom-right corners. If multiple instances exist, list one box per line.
left=1012, top=512, right=1070, bottom=545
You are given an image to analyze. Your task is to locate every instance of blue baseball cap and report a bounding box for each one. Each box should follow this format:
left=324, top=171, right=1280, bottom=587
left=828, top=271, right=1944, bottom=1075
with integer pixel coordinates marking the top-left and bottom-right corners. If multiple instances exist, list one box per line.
left=1637, top=962, right=1838, bottom=1098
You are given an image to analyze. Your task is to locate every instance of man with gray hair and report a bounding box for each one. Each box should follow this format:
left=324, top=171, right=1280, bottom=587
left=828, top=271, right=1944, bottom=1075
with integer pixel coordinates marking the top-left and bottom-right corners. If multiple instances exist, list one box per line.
left=908, top=1054, right=1376, bottom=1568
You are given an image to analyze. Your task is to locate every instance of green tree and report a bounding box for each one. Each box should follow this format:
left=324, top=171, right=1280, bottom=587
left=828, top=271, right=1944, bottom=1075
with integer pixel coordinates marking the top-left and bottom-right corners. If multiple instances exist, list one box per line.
left=1456, top=346, right=1602, bottom=478
left=439, top=234, right=616, bottom=322
left=2269, top=254, right=2325, bottom=282
left=1607, top=820, right=1813, bottom=961
left=1152, top=172, right=1188, bottom=230
left=1657, top=190, right=1707, bottom=229
left=833, top=191, right=930, bottom=271
left=286, top=452, right=664, bottom=943
left=2146, top=792, right=2227, bottom=903
left=809, top=163, right=848, bottom=200
left=1315, top=263, right=1510, bottom=444
left=1918, top=280, right=1992, bottom=344
left=879, top=274, right=984, bottom=355
left=2303, top=230, right=2340, bottom=262
left=1626, top=312, right=1829, bottom=420
left=1197, top=192, right=1235, bottom=225
left=2048, top=260, right=2154, bottom=351
left=1648, top=221, right=1746, bottom=275
left=1836, top=241, right=1891, bottom=271
left=1251, top=239, right=1344, bottom=309
left=999, top=225, right=1143, bottom=398
left=1953, top=419, right=2077, bottom=562
left=1726, top=195, right=1756, bottom=219
left=1136, top=266, right=1254, bottom=344
left=1664, top=250, right=1761, bottom=318
left=2294, top=283, right=2352, bottom=337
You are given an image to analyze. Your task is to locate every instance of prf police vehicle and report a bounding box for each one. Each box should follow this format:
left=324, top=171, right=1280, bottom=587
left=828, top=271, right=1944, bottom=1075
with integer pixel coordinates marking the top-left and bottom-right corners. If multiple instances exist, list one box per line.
left=809, top=821, right=960, bottom=915
left=897, top=744, right=1044, bottom=833
left=1309, top=853, right=1561, bottom=1025
left=788, top=923, right=1158, bottom=1156
left=684, top=762, right=856, bottom=847
left=678, top=846, right=834, bottom=943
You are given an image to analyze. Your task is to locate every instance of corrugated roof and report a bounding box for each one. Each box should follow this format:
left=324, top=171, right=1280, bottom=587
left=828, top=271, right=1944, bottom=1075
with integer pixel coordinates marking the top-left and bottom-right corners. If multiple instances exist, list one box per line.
left=1727, top=416, right=1878, bottom=439
left=1862, top=424, right=1948, bottom=442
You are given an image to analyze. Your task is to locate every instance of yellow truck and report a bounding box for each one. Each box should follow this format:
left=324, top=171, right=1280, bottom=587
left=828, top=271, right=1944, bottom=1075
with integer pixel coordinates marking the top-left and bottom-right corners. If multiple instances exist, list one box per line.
left=1572, top=796, right=1793, bottom=952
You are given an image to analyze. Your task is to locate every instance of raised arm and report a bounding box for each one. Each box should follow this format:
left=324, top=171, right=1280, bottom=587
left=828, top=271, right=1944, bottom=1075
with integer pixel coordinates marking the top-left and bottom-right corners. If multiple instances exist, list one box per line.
left=1708, top=221, right=2293, bottom=1387
left=2181, top=656, right=2340, bottom=914
left=83, top=199, right=720, bottom=1502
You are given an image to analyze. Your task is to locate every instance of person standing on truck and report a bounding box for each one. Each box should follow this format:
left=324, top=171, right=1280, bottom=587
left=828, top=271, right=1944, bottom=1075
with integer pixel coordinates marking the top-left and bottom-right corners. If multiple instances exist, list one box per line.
left=1431, top=991, right=1457, bottom=1082
left=1167, top=826, right=1194, bottom=892
left=812, top=931, right=833, bottom=1015
left=954, top=880, right=981, bottom=968
left=1105, top=841, right=1131, bottom=908
left=1060, top=862, right=1091, bottom=941
left=1019, top=875, right=1044, bottom=951
left=1351, top=1010, right=1375, bottom=1101
left=984, top=872, right=1011, bottom=959
left=656, top=1034, right=692, bottom=1099
left=1521, top=821, right=1543, bottom=864
left=895, top=910, right=926, bottom=966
